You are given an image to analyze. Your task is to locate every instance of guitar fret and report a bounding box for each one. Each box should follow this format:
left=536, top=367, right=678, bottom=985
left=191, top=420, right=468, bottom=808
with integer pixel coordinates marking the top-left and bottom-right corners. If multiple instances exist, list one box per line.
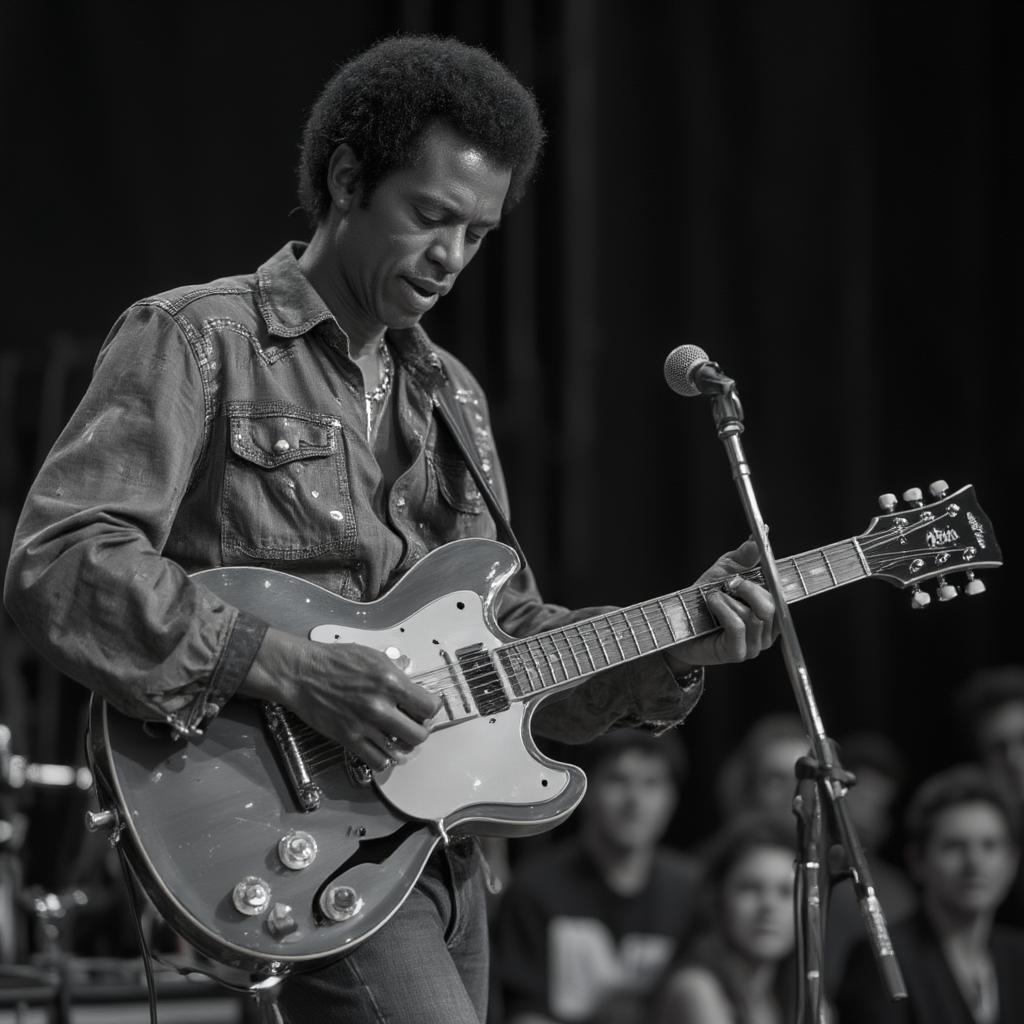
left=608, top=614, right=628, bottom=660
left=655, top=598, right=678, bottom=644
left=792, top=558, right=809, bottom=596
left=638, top=605, right=659, bottom=648
left=821, top=548, right=838, bottom=586
left=562, top=625, right=585, bottom=676
left=680, top=593, right=696, bottom=636
left=587, top=620, right=609, bottom=668
left=528, top=638, right=557, bottom=687
left=620, top=612, right=641, bottom=657
left=543, top=633, right=571, bottom=682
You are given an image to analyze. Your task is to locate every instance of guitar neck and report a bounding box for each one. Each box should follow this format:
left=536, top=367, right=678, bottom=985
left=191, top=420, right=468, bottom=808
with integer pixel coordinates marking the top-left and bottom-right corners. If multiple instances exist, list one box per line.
left=498, top=538, right=867, bottom=698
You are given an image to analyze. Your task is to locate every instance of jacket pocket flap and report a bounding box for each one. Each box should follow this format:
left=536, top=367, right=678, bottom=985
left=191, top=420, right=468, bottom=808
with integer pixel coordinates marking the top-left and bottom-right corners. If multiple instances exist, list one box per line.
left=228, top=412, right=337, bottom=468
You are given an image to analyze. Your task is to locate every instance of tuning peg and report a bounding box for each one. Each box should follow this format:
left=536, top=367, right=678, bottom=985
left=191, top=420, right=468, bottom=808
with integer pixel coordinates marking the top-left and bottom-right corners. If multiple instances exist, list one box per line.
left=928, top=480, right=949, bottom=499
left=910, top=586, right=931, bottom=610
left=963, top=571, right=986, bottom=596
left=936, top=575, right=958, bottom=601
left=902, top=487, right=924, bottom=507
left=878, top=493, right=898, bottom=512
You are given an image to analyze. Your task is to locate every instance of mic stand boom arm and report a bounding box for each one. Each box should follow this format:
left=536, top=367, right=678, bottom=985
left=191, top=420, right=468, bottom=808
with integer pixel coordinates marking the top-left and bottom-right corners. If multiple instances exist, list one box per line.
left=706, top=382, right=907, bottom=1022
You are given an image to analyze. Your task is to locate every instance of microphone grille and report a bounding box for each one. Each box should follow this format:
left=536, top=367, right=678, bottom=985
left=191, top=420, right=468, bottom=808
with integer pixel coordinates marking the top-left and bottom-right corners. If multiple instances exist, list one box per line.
left=663, top=344, right=711, bottom=398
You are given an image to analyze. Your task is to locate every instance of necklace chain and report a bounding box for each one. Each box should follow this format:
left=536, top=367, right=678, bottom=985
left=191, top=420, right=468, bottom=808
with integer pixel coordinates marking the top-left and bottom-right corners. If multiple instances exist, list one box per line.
left=364, top=341, right=393, bottom=440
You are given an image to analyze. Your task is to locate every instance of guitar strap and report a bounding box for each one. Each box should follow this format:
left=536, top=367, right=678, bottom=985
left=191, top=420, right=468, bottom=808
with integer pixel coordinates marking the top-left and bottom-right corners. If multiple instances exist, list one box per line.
left=432, top=378, right=529, bottom=573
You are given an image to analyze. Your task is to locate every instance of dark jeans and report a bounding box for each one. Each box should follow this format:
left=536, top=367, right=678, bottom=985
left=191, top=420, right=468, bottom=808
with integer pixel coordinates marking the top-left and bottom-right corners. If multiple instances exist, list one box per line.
left=278, top=839, right=488, bottom=1023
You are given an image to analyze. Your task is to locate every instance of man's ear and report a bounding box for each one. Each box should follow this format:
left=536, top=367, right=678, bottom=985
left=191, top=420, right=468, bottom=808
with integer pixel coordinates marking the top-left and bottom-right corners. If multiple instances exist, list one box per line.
left=327, top=143, right=362, bottom=211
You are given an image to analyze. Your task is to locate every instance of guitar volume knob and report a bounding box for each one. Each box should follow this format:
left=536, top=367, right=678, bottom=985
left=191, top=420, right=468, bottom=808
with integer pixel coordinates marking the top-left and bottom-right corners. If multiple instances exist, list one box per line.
left=278, top=830, right=318, bottom=870
left=232, top=876, right=272, bottom=916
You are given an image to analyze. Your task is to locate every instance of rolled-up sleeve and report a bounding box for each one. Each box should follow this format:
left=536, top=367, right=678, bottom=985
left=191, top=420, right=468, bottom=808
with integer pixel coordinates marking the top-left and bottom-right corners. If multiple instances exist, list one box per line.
left=3, top=304, right=263, bottom=730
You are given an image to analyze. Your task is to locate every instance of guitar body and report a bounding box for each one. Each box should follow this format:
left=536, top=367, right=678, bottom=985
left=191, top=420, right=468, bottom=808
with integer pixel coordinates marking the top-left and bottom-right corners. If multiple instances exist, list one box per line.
left=88, top=538, right=586, bottom=976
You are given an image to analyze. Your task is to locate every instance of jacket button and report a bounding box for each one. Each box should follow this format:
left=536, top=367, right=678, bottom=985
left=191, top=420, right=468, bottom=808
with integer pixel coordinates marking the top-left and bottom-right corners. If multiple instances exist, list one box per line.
left=274, top=439, right=291, bottom=453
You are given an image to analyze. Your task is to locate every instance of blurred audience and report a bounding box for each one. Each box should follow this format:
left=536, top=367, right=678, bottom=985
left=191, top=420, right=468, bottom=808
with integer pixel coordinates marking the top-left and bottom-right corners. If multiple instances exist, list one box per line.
left=824, top=731, right=917, bottom=993
left=954, top=664, right=1024, bottom=925
left=716, top=713, right=810, bottom=822
left=649, top=812, right=797, bottom=1024
left=494, top=729, right=698, bottom=1024
left=836, top=764, right=1024, bottom=1023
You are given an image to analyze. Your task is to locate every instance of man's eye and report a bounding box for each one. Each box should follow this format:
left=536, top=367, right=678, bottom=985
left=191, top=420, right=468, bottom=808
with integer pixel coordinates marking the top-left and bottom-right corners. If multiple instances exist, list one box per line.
left=416, top=209, right=442, bottom=225
left=467, top=231, right=485, bottom=245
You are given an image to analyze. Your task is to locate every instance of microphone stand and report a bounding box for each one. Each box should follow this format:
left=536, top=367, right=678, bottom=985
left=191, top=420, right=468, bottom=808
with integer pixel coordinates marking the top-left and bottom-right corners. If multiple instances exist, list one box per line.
left=701, top=376, right=907, bottom=1022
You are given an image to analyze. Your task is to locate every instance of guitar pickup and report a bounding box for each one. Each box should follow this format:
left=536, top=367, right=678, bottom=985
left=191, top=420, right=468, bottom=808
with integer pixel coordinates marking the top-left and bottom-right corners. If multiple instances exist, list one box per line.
left=455, top=643, right=510, bottom=716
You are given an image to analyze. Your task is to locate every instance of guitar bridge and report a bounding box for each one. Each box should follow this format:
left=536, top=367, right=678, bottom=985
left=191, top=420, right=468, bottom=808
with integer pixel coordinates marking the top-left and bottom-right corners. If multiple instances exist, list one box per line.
left=262, top=703, right=322, bottom=811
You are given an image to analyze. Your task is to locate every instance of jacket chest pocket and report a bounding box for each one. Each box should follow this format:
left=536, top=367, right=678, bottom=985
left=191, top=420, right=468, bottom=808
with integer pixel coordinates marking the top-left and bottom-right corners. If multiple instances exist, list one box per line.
left=221, top=404, right=355, bottom=560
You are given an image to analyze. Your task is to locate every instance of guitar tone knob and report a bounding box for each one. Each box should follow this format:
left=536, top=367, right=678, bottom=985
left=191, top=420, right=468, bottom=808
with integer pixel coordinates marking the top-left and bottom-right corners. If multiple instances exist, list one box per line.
left=278, top=830, right=318, bottom=870
left=928, top=480, right=949, bottom=498
left=910, top=587, right=931, bottom=610
left=877, top=493, right=897, bottom=512
left=320, top=883, right=363, bottom=923
left=232, top=876, right=272, bottom=916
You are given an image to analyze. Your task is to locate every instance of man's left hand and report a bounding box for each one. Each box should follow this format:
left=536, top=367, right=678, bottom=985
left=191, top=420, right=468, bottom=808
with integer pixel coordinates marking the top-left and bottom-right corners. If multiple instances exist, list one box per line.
left=664, top=538, right=778, bottom=672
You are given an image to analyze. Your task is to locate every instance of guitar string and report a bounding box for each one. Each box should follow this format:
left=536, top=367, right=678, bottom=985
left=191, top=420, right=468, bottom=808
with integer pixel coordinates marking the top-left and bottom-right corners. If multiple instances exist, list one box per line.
left=368, top=527, right=960, bottom=699
left=304, top=530, right=968, bottom=720
left=291, top=518, right=975, bottom=767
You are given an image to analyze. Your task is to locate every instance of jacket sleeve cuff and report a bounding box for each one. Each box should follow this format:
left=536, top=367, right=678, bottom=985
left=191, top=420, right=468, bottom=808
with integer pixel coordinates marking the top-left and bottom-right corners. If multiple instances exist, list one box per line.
left=165, top=609, right=267, bottom=737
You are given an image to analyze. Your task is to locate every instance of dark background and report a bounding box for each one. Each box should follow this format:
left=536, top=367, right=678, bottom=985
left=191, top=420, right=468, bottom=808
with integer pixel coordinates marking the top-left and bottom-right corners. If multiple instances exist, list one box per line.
left=0, top=0, right=1020, bottom=887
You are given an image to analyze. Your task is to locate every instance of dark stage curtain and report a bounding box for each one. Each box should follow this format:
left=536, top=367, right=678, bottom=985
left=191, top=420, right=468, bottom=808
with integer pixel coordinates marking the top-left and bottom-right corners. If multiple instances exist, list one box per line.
left=0, top=0, right=1019, bottom=861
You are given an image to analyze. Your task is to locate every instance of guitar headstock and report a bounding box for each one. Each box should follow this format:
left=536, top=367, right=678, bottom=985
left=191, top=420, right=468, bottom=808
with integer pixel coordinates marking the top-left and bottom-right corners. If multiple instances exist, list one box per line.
left=858, top=481, right=1002, bottom=608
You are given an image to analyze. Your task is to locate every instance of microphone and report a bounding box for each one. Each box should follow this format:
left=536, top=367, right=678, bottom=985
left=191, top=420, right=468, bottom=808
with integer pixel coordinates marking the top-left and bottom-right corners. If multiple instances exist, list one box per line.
left=663, top=344, right=735, bottom=397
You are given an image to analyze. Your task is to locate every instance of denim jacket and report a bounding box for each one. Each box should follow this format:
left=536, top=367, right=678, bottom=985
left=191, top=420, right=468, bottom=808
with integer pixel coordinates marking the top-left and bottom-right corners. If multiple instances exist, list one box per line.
left=4, top=243, right=702, bottom=742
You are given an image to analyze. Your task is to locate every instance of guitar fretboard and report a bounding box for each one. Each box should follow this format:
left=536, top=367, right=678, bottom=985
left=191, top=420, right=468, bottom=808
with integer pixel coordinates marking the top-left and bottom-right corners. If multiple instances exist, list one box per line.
left=495, top=539, right=867, bottom=699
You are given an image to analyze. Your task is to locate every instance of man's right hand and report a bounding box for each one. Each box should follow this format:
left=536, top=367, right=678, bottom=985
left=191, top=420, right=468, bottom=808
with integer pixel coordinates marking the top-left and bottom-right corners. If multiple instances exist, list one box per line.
left=240, top=627, right=442, bottom=771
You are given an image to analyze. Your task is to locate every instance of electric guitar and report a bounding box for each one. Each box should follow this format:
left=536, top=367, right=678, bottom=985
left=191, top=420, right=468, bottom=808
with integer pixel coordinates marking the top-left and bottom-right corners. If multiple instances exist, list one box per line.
left=87, top=483, right=1001, bottom=977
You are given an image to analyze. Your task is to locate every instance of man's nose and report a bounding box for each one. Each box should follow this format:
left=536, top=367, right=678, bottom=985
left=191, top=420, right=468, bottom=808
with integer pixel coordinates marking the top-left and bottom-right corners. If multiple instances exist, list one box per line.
left=428, top=227, right=466, bottom=274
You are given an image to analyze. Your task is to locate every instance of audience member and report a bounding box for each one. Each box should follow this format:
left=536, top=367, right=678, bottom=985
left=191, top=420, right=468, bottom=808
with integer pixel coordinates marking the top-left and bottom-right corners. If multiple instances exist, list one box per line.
left=649, top=812, right=797, bottom=1024
left=716, top=713, right=809, bottom=821
left=835, top=764, right=1024, bottom=1024
left=495, top=729, right=698, bottom=1024
left=954, top=664, right=1024, bottom=925
left=824, top=731, right=917, bottom=993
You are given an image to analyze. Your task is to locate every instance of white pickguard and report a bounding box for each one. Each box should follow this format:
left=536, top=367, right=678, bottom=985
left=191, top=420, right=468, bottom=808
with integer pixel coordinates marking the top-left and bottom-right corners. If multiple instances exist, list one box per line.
left=309, top=591, right=572, bottom=825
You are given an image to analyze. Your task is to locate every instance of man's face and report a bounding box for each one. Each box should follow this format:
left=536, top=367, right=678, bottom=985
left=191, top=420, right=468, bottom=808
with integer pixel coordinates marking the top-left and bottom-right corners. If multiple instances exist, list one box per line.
left=332, top=123, right=510, bottom=333
left=584, top=749, right=678, bottom=853
left=975, top=700, right=1024, bottom=806
left=913, top=801, right=1019, bottom=920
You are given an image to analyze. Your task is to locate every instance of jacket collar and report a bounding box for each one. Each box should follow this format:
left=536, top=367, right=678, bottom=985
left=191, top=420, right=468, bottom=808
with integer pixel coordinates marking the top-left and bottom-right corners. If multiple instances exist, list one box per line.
left=255, top=241, right=448, bottom=392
